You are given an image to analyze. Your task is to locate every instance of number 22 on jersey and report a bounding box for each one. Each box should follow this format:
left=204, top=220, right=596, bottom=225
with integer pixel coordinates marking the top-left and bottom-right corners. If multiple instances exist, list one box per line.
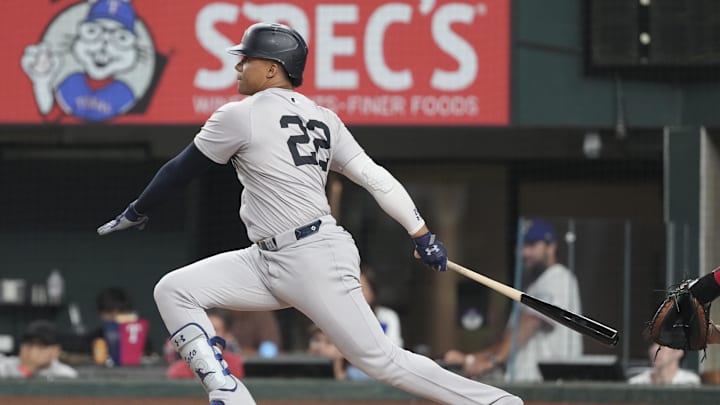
left=280, top=115, right=331, bottom=171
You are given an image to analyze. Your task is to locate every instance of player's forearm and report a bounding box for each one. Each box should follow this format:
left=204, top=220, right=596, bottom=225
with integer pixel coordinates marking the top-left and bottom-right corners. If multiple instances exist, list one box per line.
left=362, top=180, right=425, bottom=235
left=689, top=268, right=720, bottom=304
left=340, top=153, right=425, bottom=235
left=134, top=143, right=218, bottom=213
left=411, top=225, right=430, bottom=239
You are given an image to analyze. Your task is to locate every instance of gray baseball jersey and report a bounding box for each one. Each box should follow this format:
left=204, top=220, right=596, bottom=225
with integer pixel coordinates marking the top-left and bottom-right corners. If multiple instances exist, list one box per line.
left=194, top=87, right=362, bottom=242
left=153, top=88, right=522, bottom=405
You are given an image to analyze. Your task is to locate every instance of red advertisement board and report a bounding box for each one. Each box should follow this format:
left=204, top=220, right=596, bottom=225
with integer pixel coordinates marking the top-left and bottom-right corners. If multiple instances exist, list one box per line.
left=1, top=0, right=509, bottom=125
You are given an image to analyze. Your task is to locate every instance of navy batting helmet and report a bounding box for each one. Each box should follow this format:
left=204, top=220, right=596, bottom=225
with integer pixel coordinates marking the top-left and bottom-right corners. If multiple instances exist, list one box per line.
left=227, top=23, right=308, bottom=87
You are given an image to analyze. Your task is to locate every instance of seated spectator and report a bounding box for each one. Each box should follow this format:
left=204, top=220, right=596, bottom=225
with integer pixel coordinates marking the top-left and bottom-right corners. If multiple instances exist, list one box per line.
left=0, top=320, right=77, bottom=379
left=307, top=324, right=348, bottom=380
left=361, top=267, right=403, bottom=348
left=628, top=343, right=700, bottom=385
left=167, top=308, right=244, bottom=379
left=443, top=219, right=582, bottom=382
left=306, top=269, right=402, bottom=381
left=91, top=287, right=149, bottom=366
left=229, top=310, right=282, bottom=357
left=207, top=308, right=241, bottom=354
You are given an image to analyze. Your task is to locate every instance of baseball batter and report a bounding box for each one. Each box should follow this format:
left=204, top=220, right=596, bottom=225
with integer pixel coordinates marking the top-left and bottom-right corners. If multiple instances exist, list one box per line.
left=97, top=23, right=522, bottom=405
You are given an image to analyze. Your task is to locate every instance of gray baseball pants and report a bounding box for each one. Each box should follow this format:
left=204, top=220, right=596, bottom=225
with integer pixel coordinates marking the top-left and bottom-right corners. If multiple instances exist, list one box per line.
left=154, top=215, right=522, bottom=405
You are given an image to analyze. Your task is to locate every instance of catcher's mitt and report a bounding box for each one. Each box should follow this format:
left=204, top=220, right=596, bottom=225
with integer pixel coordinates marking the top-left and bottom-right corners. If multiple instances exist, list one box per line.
left=647, top=279, right=711, bottom=351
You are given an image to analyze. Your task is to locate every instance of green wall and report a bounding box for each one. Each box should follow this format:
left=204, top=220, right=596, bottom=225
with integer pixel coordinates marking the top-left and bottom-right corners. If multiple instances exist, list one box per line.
left=0, top=231, right=189, bottom=353
left=512, top=0, right=720, bottom=127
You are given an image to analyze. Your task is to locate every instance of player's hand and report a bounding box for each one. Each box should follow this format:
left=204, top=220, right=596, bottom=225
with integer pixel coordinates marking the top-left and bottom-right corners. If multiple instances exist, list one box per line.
left=97, top=202, right=149, bottom=236
left=413, top=232, right=447, bottom=271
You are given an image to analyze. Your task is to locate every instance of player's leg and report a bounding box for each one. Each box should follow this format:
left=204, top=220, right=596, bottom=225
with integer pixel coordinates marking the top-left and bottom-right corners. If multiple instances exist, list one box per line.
left=154, top=246, right=287, bottom=405
left=268, top=228, right=522, bottom=405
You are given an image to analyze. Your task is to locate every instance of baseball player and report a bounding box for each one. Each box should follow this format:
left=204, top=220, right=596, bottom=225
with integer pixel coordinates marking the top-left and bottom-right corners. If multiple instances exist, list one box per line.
left=97, top=23, right=522, bottom=405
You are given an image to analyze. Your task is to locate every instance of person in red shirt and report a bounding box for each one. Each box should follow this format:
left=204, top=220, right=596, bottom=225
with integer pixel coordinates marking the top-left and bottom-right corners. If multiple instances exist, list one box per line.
left=166, top=308, right=244, bottom=379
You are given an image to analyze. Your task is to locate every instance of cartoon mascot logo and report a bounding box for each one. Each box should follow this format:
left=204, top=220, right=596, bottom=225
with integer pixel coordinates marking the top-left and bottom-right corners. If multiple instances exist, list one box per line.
left=21, top=0, right=163, bottom=122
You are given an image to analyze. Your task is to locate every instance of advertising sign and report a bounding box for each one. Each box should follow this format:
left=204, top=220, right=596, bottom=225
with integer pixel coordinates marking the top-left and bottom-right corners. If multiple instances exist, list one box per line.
left=2, top=0, right=509, bottom=125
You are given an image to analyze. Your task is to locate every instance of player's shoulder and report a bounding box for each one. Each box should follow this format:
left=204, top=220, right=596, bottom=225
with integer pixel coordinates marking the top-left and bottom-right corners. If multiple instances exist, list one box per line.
left=247, top=88, right=309, bottom=111
left=314, top=102, right=342, bottom=121
left=207, top=98, right=257, bottom=124
left=213, top=99, right=252, bottom=114
left=252, top=87, right=302, bottom=103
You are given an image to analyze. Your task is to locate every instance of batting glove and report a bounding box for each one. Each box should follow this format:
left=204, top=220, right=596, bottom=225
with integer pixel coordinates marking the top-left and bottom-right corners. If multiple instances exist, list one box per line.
left=413, top=232, right=447, bottom=271
left=97, top=201, right=149, bottom=236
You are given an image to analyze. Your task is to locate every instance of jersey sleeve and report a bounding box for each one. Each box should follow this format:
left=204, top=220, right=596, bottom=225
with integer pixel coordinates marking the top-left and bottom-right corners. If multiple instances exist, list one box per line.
left=327, top=110, right=364, bottom=172
left=339, top=152, right=426, bottom=235
left=194, top=101, right=252, bottom=164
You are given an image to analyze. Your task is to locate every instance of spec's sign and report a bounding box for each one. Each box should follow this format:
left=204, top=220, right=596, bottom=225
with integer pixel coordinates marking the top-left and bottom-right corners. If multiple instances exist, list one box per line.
left=2, top=0, right=509, bottom=125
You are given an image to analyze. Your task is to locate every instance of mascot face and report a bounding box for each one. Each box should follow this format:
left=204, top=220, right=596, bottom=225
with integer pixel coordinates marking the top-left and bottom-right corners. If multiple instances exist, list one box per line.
left=72, top=0, right=139, bottom=79
left=21, top=0, right=160, bottom=121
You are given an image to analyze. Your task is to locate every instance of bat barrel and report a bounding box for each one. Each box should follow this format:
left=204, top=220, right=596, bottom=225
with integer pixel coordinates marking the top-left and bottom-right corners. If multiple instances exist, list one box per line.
left=522, top=294, right=620, bottom=347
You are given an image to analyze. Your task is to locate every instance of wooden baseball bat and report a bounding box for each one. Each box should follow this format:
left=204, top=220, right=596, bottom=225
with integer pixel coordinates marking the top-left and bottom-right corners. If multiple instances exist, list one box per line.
left=447, top=260, right=620, bottom=347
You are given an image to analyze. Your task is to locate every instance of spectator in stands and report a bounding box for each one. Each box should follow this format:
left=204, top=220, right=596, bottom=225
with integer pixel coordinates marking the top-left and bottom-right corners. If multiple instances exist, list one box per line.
left=167, top=308, right=244, bottom=379
left=307, top=324, right=347, bottom=380
left=443, top=219, right=582, bottom=382
left=0, top=320, right=77, bottom=379
left=360, top=266, right=403, bottom=348
left=90, top=287, right=150, bottom=366
left=229, top=310, right=282, bottom=357
left=95, top=287, right=136, bottom=322
left=306, top=269, right=399, bottom=381
left=628, top=342, right=700, bottom=385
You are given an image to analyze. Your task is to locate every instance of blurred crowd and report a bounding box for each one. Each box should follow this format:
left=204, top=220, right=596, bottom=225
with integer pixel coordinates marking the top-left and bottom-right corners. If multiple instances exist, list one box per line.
left=0, top=220, right=707, bottom=385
